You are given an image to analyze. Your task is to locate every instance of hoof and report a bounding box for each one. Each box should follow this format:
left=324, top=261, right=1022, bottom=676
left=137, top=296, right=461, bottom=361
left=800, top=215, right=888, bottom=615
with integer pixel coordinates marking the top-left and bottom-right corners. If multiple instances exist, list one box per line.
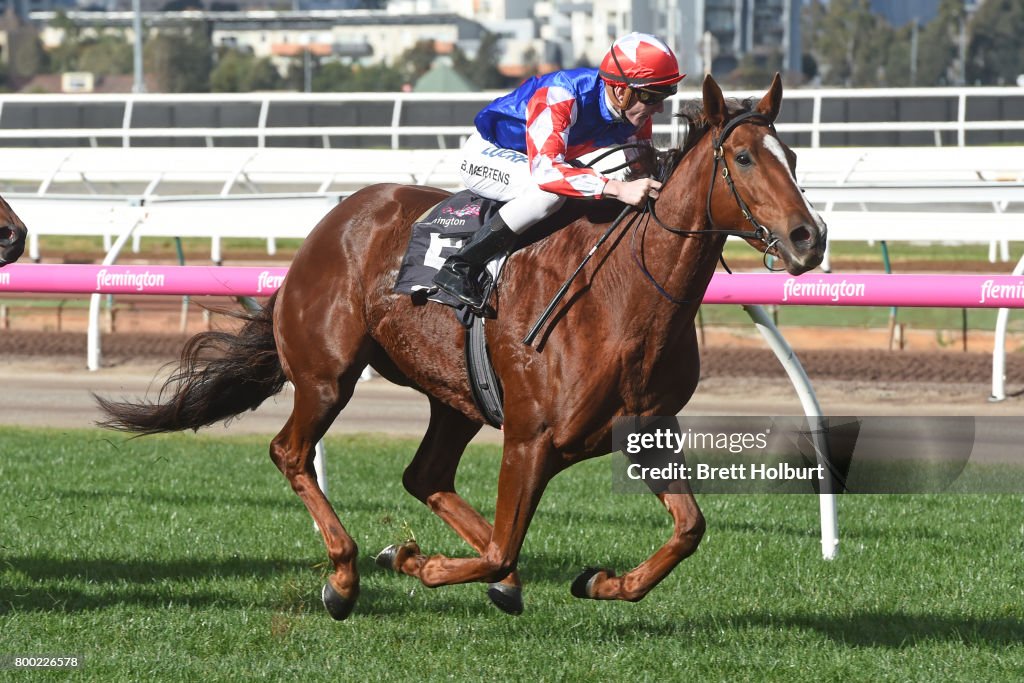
left=570, top=567, right=613, bottom=600
left=321, top=582, right=357, bottom=621
left=375, top=543, right=400, bottom=571
left=375, top=540, right=419, bottom=572
left=487, top=583, right=523, bottom=616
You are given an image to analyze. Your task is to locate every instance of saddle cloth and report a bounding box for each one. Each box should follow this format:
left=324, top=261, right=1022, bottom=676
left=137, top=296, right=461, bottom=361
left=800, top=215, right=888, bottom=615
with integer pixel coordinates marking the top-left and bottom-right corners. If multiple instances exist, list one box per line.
left=394, top=190, right=506, bottom=310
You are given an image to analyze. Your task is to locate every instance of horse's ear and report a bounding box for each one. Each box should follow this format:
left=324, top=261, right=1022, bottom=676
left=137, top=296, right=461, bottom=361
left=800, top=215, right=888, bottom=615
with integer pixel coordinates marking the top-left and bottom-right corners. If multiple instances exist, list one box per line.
left=755, top=72, right=783, bottom=123
left=702, top=74, right=726, bottom=126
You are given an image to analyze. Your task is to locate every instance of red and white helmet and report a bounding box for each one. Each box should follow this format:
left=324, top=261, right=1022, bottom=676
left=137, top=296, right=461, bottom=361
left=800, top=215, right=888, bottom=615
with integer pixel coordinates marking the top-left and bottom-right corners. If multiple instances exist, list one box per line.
left=599, top=33, right=685, bottom=88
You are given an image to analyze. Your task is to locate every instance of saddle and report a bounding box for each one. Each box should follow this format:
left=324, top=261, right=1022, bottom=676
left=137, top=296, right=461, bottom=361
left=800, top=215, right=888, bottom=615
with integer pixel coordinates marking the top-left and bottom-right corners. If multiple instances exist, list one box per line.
left=393, top=190, right=626, bottom=429
left=394, top=190, right=508, bottom=316
left=394, top=190, right=508, bottom=428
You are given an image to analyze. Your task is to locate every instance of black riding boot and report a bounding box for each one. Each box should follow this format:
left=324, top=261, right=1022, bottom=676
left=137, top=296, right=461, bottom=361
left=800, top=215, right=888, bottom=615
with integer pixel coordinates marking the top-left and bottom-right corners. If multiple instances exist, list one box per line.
left=432, top=214, right=517, bottom=310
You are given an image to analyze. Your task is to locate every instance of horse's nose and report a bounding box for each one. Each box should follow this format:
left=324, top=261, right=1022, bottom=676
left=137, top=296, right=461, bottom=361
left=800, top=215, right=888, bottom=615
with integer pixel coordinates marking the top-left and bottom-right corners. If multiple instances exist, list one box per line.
left=0, top=224, right=26, bottom=265
left=0, top=223, right=26, bottom=242
left=788, top=221, right=826, bottom=253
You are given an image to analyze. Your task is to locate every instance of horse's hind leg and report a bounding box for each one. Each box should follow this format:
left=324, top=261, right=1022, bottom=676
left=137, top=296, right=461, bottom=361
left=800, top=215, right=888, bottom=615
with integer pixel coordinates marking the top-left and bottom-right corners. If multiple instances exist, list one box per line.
left=572, top=486, right=705, bottom=602
left=380, top=398, right=525, bottom=614
left=269, top=361, right=367, bottom=620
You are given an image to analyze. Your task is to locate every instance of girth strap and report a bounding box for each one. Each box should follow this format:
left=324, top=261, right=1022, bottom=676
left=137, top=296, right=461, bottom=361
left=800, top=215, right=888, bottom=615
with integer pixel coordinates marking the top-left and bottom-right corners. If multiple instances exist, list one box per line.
left=465, top=314, right=504, bottom=428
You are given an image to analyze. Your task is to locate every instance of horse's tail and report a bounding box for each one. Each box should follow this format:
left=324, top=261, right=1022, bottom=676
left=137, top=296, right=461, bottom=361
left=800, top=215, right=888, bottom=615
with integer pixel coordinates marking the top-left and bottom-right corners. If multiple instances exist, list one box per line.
left=95, top=294, right=286, bottom=435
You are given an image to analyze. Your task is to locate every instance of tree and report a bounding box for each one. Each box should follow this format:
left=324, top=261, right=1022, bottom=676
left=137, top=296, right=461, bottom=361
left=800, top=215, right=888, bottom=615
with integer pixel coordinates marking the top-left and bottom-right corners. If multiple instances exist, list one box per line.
left=398, top=40, right=439, bottom=86
left=50, top=10, right=80, bottom=43
left=144, top=21, right=213, bottom=92
left=916, top=0, right=964, bottom=85
left=967, top=0, right=1024, bottom=85
left=451, top=32, right=506, bottom=89
left=9, top=29, right=48, bottom=82
left=310, top=61, right=403, bottom=92
left=723, top=52, right=780, bottom=88
left=78, top=37, right=134, bottom=77
left=211, top=50, right=282, bottom=92
left=808, top=0, right=893, bottom=87
left=245, top=57, right=283, bottom=91
left=879, top=24, right=914, bottom=87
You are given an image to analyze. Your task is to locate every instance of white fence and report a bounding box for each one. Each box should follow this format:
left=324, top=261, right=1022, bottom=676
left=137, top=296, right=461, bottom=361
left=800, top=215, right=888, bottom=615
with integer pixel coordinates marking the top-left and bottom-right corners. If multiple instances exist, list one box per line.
left=0, top=143, right=1020, bottom=398
left=1, top=86, right=1023, bottom=150
left=1, top=144, right=1020, bottom=263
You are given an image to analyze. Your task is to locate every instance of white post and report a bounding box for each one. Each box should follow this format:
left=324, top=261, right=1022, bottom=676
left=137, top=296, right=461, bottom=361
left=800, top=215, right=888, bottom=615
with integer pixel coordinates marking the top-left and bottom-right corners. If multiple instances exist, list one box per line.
left=742, top=304, right=839, bottom=560
left=87, top=204, right=145, bottom=371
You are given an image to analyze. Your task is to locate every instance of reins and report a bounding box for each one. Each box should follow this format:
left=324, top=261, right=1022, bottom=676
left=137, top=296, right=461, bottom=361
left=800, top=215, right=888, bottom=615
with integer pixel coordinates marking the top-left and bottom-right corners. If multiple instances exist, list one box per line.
left=626, top=110, right=786, bottom=304
left=524, top=111, right=785, bottom=344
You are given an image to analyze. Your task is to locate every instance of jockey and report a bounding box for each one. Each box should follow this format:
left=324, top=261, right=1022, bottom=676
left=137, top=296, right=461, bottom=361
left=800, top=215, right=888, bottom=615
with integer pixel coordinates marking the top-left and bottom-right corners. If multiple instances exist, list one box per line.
left=432, top=32, right=685, bottom=312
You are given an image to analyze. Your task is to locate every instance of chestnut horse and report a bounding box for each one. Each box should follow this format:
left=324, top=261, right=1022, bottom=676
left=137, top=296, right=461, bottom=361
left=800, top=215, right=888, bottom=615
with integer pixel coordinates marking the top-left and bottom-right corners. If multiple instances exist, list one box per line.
left=0, top=194, right=28, bottom=267
left=98, top=75, right=826, bottom=619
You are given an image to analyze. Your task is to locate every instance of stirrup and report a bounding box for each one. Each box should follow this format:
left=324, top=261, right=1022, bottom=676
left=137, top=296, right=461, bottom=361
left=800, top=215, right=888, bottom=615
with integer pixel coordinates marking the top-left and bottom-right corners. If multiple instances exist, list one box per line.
left=433, top=264, right=483, bottom=305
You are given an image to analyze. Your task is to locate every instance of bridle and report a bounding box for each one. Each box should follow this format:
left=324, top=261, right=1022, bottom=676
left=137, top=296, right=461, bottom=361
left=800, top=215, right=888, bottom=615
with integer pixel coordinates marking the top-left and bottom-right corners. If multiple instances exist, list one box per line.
left=524, top=111, right=789, bottom=342
left=644, top=109, right=784, bottom=271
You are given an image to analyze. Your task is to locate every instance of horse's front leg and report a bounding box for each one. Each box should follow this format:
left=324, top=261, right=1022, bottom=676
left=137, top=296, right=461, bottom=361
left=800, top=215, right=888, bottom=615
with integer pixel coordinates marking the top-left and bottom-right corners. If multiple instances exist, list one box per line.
left=391, top=438, right=557, bottom=589
left=378, top=398, right=525, bottom=614
left=572, top=483, right=705, bottom=602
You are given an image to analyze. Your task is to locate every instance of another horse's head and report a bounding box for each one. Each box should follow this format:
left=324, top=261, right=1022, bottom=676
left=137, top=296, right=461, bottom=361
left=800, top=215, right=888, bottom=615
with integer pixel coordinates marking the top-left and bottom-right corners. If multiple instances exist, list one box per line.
left=690, top=74, right=826, bottom=275
left=0, top=195, right=27, bottom=267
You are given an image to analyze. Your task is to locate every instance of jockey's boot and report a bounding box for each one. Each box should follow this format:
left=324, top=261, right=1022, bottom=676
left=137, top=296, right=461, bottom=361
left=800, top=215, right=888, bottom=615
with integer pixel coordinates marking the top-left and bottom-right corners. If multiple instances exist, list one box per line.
left=432, top=214, right=517, bottom=311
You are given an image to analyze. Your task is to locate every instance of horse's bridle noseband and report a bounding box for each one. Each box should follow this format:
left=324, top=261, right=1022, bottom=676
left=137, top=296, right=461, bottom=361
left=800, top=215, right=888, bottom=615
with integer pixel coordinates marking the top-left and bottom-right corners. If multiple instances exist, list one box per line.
left=646, top=109, right=783, bottom=269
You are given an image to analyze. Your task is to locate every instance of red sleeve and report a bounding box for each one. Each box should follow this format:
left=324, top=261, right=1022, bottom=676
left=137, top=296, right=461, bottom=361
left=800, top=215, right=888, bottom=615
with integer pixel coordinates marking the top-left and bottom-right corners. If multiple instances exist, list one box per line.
left=524, top=85, right=609, bottom=198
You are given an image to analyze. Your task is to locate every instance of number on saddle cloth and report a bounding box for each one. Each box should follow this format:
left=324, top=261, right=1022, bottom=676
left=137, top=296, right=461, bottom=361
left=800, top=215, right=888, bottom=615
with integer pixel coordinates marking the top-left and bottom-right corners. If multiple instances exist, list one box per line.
left=394, top=190, right=507, bottom=309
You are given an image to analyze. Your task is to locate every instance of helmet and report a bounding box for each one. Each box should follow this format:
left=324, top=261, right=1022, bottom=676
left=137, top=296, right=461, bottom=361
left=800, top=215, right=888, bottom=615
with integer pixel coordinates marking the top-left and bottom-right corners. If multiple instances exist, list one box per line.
left=599, top=33, right=684, bottom=88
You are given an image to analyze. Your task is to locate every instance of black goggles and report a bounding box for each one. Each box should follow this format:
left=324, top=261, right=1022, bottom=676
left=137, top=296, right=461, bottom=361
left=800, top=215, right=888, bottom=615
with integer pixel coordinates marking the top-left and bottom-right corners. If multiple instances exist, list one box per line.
left=632, top=85, right=677, bottom=105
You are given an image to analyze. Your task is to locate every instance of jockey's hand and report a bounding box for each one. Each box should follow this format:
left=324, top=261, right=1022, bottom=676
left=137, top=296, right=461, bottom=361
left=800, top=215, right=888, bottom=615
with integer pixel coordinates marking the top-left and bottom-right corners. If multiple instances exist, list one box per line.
left=602, top=178, right=663, bottom=207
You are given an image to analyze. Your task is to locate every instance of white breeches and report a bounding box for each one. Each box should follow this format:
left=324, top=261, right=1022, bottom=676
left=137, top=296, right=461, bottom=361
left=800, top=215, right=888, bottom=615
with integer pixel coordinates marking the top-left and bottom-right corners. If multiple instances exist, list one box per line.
left=459, top=132, right=566, bottom=234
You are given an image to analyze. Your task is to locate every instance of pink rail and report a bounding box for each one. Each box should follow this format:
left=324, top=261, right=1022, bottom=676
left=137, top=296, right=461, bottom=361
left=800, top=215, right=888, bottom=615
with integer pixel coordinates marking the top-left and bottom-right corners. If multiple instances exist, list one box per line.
left=1, top=265, right=1023, bottom=309
left=0, top=264, right=288, bottom=297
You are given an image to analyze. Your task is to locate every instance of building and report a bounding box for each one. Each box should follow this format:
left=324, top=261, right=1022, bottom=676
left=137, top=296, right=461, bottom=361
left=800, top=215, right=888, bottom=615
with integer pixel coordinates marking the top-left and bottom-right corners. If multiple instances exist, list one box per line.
left=33, top=9, right=489, bottom=76
left=528, top=0, right=801, bottom=84
left=677, top=0, right=801, bottom=78
left=30, top=0, right=800, bottom=85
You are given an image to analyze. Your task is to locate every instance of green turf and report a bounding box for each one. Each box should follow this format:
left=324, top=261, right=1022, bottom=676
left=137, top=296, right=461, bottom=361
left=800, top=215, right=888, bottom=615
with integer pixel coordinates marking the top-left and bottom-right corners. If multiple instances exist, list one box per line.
left=1, top=427, right=1021, bottom=681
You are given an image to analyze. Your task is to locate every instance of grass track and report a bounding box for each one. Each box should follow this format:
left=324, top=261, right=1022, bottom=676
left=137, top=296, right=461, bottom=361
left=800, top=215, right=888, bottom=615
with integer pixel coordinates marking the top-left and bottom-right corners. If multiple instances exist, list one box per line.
left=1, top=427, right=1021, bottom=681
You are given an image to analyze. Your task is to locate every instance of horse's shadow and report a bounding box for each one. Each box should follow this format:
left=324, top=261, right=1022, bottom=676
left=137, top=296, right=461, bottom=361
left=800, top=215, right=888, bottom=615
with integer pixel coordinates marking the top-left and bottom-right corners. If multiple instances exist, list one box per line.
left=6, top=552, right=1022, bottom=650
left=55, top=485, right=384, bottom=515
left=611, top=610, right=1024, bottom=648
left=0, top=553, right=498, bottom=617
left=0, top=554, right=315, bottom=613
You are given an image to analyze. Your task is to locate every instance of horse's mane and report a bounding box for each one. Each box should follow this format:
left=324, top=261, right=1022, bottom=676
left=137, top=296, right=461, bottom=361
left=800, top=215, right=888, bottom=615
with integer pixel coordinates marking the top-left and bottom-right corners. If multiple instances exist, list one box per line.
left=626, top=97, right=757, bottom=182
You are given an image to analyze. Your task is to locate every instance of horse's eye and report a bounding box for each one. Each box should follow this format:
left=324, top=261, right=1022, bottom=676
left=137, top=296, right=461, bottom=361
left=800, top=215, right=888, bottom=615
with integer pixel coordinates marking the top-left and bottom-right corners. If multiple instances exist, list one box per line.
left=735, top=152, right=752, bottom=167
